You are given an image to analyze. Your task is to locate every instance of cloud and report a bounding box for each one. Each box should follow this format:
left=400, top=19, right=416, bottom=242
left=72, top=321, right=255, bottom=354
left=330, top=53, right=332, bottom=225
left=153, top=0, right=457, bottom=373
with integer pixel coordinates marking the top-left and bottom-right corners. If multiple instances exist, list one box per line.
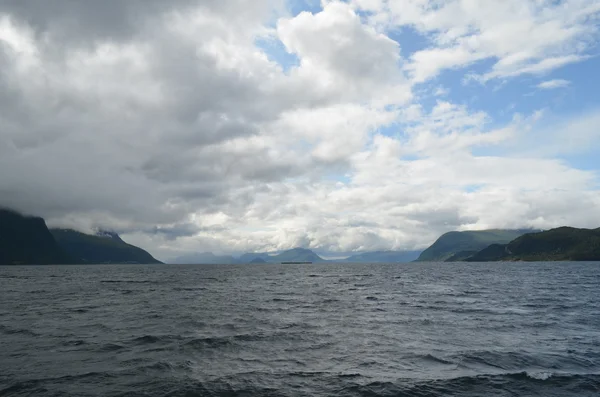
left=353, top=0, right=600, bottom=83
left=514, top=110, right=600, bottom=157
left=276, top=1, right=411, bottom=105
left=0, top=1, right=599, bottom=260
left=537, top=79, right=571, bottom=89
left=0, top=1, right=293, bottom=225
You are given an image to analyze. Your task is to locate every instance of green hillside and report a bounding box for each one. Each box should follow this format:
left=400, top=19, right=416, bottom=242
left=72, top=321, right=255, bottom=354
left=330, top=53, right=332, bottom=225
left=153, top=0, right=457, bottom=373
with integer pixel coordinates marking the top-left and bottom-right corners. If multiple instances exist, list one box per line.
left=416, top=229, right=536, bottom=262
left=51, top=229, right=162, bottom=264
left=467, top=227, right=600, bottom=262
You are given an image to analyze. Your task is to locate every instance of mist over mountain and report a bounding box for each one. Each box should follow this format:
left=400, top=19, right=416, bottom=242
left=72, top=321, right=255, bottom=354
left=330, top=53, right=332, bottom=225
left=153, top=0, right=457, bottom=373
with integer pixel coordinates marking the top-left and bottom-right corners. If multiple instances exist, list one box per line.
left=169, top=248, right=423, bottom=264
left=3, top=206, right=599, bottom=266
left=169, top=248, right=325, bottom=264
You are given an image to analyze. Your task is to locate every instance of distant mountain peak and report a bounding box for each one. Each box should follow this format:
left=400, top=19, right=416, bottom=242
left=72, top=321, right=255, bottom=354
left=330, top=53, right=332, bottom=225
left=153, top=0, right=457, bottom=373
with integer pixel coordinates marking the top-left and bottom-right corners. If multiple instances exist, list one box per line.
left=273, top=247, right=324, bottom=263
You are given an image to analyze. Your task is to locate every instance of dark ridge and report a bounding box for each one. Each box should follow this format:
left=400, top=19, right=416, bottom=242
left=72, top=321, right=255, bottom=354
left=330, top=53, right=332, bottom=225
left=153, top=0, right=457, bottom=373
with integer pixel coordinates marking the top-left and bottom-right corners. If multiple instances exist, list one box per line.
left=50, top=229, right=162, bottom=264
left=0, top=209, right=76, bottom=265
left=416, top=229, right=540, bottom=262
left=467, top=226, right=600, bottom=262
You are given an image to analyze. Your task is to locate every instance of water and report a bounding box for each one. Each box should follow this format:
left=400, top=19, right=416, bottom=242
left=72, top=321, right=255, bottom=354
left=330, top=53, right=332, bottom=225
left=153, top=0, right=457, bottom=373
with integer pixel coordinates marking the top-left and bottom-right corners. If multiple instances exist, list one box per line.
left=1, top=262, right=600, bottom=397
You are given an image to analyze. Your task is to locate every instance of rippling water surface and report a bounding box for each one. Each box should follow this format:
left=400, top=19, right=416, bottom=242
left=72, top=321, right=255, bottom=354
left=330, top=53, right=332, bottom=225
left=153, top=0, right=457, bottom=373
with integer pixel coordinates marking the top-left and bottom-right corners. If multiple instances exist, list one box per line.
left=1, top=262, right=600, bottom=396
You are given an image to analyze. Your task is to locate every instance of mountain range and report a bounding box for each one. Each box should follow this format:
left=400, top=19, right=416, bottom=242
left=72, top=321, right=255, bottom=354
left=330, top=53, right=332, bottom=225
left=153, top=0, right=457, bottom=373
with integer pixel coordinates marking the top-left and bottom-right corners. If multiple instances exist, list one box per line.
left=0, top=209, right=76, bottom=265
left=172, top=248, right=422, bottom=264
left=416, top=229, right=539, bottom=262
left=50, top=229, right=162, bottom=264
left=173, top=227, right=600, bottom=264
left=0, top=209, right=161, bottom=265
left=2, top=208, right=599, bottom=265
left=465, top=227, right=600, bottom=262
left=173, top=248, right=325, bottom=264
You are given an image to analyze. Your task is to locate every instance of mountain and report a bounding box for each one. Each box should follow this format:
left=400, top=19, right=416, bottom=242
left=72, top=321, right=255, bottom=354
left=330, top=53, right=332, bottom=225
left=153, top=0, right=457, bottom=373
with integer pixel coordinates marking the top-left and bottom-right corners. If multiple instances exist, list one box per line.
left=172, top=252, right=238, bottom=264
left=416, top=229, right=537, bottom=262
left=0, top=209, right=75, bottom=265
left=50, top=229, right=162, bottom=264
left=236, top=248, right=325, bottom=263
left=466, top=227, right=600, bottom=262
left=249, top=257, right=267, bottom=264
left=238, top=252, right=272, bottom=263
left=270, top=248, right=325, bottom=263
left=342, top=250, right=421, bottom=263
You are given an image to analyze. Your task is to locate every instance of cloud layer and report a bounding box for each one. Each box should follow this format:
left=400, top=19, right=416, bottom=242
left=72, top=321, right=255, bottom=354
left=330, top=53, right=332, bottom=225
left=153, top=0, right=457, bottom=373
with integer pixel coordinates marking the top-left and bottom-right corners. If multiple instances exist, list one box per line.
left=1, top=0, right=599, bottom=260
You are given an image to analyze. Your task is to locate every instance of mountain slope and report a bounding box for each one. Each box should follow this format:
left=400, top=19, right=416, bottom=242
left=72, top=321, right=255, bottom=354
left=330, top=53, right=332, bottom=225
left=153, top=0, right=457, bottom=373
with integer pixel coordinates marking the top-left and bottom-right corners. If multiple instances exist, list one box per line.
left=249, top=257, right=267, bottom=264
left=238, top=252, right=272, bottom=263
left=269, top=248, right=325, bottom=263
left=51, top=229, right=162, bottom=264
left=467, top=227, right=600, bottom=262
left=416, top=229, right=536, bottom=262
left=0, top=209, right=75, bottom=265
left=342, top=250, right=421, bottom=263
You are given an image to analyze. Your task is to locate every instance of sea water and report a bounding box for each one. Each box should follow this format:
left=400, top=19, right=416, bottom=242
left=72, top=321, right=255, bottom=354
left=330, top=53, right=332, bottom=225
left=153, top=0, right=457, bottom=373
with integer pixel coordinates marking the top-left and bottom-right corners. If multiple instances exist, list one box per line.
left=1, top=262, right=599, bottom=396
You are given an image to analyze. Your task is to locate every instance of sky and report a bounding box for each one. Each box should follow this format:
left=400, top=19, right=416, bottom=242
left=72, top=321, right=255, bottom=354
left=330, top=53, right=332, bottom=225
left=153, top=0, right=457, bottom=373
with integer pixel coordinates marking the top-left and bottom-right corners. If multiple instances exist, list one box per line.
left=0, top=0, right=599, bottom=261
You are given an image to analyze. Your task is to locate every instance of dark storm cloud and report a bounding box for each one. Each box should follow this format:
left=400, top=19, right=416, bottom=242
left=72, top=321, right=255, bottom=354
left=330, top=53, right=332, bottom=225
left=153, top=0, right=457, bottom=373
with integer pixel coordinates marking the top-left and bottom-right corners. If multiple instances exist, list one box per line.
left=146, top=222, right=202, bottom=240
left=0, top=0, right=303, bottom=233
left=0, top=0, right=198, bottom=43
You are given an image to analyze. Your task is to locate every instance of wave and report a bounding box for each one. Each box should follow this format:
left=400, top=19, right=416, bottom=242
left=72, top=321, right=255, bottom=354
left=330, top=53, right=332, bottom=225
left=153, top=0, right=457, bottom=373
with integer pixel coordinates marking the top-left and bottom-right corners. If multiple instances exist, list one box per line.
left=127, top=331, right=311, bottom=352
left=100, top=280, right=162, bottom=284
left=97, top=343, right=126, bottom=352
left=130, top=334, right=181, bottom=345
left=0, top=324, right=40, bottom=337
left=453, top=350, right=599, bottom=372
left=185, top=332, right=307, bottom=349
left=172, top=287, right=207, bottom=292
left=421, top=353, right=456, bottom=365
left=169, top=371, right=600, bottom=396
left=339, top=373, right=600, bottom=397
left=3, top=367, right=599, bottom=397
left=271, top=297, right=295, bottom=302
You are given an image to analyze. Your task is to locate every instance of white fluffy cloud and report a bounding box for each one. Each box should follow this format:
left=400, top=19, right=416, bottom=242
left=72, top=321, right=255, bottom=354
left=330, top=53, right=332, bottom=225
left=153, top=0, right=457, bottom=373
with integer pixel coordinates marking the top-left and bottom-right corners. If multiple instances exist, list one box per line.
left=277, top=1, right=410, bottom=104
left=352, top=0, right=600, bottom=82
left=0, top=0, right=599, bottom=260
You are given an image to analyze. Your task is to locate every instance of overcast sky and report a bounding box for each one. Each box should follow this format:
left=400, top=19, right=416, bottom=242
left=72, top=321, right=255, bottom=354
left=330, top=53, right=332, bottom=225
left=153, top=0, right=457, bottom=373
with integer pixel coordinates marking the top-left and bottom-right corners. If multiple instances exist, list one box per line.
left=1, top=0, right=599, bottom=260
